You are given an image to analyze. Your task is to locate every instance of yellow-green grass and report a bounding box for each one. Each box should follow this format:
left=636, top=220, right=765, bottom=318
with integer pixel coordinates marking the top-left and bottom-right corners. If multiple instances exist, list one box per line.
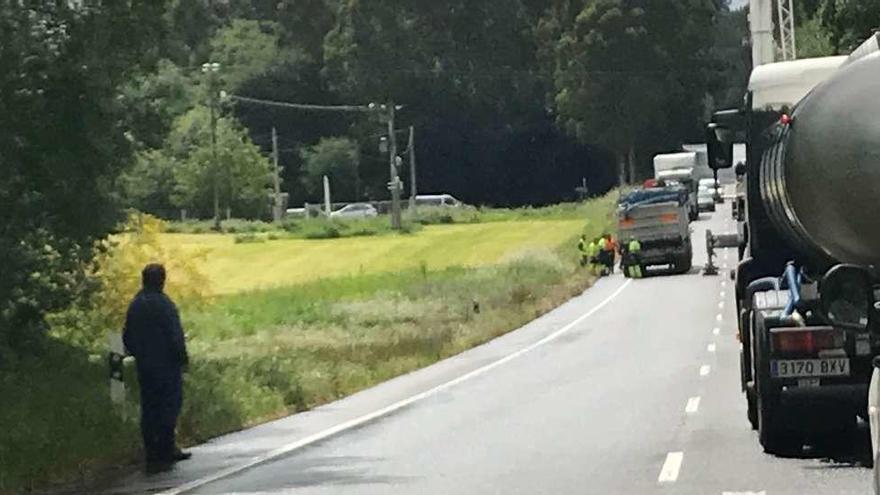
left=164, top=219, right=585, bottom=294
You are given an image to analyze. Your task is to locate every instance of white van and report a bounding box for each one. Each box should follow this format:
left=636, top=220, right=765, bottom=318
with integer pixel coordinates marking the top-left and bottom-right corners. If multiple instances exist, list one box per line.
left=414, top=194, right=462, bottom=208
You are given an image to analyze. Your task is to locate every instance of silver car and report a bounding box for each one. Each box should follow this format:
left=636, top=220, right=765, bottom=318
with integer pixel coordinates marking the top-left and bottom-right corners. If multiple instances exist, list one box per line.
left=329, top=203, right=378, bottom=219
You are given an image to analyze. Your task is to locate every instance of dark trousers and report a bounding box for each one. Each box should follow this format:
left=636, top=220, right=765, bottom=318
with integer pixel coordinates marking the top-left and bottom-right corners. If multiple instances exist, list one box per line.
left=137, top=366, right=182, bottom=463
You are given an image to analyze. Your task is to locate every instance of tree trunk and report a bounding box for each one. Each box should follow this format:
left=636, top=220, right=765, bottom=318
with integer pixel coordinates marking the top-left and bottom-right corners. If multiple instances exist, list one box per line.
left=617, top=151, right=627, bottom=188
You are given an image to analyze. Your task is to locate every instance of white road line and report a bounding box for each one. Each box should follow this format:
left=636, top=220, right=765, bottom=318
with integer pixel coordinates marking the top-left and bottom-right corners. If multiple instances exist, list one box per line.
left=685, top=396, right=701, bottom=414
left=708, top=343, right=717, bottom=353
left=658, top=451, right=684, bottom=483
left=713, top=327, right=721, bottom=336
left=700, top=364, right=711, bottom=376
left=722, top=492, right=766, bottom=495
left=157, top=280, right=634, bottom=495
left=716, top=313, right=723, bottom=322
left=718, top=301, right=725, bottom=310
left=720, top=290, right=726, bottom=298
left=721, top=280, right=727, bottom=288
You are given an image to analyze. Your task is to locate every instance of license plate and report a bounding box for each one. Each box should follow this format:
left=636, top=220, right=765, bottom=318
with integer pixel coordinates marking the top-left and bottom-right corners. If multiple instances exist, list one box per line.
left=771, top=358, right=850, bottom=378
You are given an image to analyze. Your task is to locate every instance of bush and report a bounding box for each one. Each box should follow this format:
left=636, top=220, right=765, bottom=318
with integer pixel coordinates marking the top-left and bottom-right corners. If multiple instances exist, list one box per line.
left=234, top=233, right=267, bottom=244
left=48, top=213, right=211, bottom=350
left=302, top=221, right=342, bottom=239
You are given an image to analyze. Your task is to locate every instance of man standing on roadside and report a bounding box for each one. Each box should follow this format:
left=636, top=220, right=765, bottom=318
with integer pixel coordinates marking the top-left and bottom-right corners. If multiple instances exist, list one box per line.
left=123, top=264, right=191, bottom=474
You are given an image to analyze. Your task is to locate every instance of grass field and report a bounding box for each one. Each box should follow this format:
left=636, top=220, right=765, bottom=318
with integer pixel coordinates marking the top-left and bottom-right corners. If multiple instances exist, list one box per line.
left=0, top=195, right=617, bottom=494
left=165, top=219, right=589, bottom=294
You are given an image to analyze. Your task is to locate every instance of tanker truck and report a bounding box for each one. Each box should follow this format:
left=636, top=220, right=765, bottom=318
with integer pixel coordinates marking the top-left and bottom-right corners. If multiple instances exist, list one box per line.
left=706, top=39, right=880, bottom=455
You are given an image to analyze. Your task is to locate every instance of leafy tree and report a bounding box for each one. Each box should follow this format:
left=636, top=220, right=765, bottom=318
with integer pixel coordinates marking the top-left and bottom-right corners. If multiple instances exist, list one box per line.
left=0, top=1, right=166, bottom=349
left=208, top=19, right=284, bottom=91
left=818, top=0, right=880, bottom=53
left=121, top=149, right=180, bottom=219
left=299, top=137, right=361, bottom=200
left=547, top=0, right=722, bottom=182
left=797, top=15, right=836, bottom=57
left=166, top=106, right=272, bottom=219
left=120, top=59, right=196, bottom=149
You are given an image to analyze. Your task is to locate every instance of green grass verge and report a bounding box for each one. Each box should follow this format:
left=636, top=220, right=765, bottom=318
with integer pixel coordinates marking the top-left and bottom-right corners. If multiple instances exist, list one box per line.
left=0, top=195, right=616, bottom=494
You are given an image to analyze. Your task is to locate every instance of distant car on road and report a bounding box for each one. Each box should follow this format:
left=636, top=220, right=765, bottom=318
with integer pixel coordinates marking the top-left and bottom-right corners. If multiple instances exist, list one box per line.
left=414, top=194, right=462, bottom=208
left=698, top=178, right=722, bottom=203
left=697, top=186, right=716, bottom=212
left=329, top=203, right=378, bottom=219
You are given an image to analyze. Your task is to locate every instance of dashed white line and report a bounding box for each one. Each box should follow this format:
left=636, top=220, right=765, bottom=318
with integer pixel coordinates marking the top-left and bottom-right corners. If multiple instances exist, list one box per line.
left=685, top=396, right=701, bottom=414
left=720, top=290, right=726, bottom=298
left=708, top=343, right=717, bottom=353
left=713, top=327, right=721, bottom=336
left=721, top=280, right=727, bottom=288
left=718, top=301, right=725, bottom=310
left=722, top=492, right=766, bottom=495
left=700, top=364, right=711, bottom=376
left=658, top=451, right=684, bottom=483
left=716, top=313, right=723, bottom=322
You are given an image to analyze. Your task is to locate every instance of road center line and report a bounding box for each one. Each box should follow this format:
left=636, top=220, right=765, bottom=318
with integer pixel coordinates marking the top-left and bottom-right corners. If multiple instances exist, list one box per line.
left=157, top=280, right=634, bottom=495
left=721, top=280, right=727, bottom=288
left=685, top=396, right=701, bottom=414
left=718, top=301, right=725, bottom=310
left=716, top=313, right=723, bottom=322
left=700, top=364, right=711, bottom=376
left=720, top=290, right=726, bottom=298
left=713, top=327, right=721, bottom=335
left=707, top=343, right=716, bottom=353
left=658, top=452, right=684, bottom=483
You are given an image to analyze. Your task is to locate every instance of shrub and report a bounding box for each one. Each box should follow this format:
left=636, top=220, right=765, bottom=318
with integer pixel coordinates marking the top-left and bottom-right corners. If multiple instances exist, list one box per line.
left=48, top=213, right=211, bottom=349
left=234, top=233, right=267, bottom=244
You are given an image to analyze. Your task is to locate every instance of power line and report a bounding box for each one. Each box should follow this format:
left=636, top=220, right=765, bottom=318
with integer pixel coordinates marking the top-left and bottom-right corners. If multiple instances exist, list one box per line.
left=230, top=94, right=375, bottom=113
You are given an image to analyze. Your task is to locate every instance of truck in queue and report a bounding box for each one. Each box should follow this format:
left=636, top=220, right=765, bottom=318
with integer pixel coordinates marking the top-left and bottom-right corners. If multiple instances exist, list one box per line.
left=617, top=185, right=693, bottom=276
left=653, top=152, right=700, bottom=221
left=706, top=40, right=880, bottom=456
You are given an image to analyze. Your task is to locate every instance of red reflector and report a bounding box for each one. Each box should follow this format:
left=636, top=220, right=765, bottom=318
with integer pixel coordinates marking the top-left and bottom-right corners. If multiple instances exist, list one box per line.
left=772, top=329, right=836, bottom=354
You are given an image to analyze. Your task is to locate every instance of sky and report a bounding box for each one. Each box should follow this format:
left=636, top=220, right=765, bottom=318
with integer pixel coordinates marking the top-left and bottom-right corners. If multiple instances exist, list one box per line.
left=730, top=0, right=749, bottom=10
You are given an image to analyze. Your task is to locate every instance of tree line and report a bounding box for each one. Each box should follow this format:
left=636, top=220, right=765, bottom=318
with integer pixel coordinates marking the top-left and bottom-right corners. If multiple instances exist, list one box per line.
left=4, top=0, right=874, bottom=350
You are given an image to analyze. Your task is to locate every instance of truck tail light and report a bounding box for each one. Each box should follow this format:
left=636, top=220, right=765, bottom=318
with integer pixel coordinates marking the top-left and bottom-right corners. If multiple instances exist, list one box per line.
left=771, top=328, right=840, bottom=354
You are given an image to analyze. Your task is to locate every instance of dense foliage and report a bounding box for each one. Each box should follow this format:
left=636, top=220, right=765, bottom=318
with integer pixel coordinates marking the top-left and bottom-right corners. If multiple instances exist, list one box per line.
left=1, top=1, right=760, bottom=348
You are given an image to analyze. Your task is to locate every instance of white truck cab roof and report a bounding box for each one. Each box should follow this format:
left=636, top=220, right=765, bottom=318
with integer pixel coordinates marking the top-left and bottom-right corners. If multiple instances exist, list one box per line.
left=748, top=56, right=847, bottom=111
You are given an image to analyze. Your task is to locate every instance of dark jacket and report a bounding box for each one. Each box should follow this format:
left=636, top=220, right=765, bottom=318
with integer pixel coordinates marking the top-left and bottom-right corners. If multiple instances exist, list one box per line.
left=123, top=289, right=188, bottom=372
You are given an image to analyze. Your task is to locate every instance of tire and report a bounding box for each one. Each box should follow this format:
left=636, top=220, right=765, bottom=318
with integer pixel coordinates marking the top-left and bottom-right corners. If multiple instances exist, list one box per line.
left=754, top=309, right=801, bottom=455
left=741, top=309, right=758, bottom=430
left=747, top=388, right=758, bottom=430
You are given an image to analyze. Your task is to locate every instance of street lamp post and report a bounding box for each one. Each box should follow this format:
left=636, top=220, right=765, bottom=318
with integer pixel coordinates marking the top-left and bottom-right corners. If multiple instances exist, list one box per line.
left=202, top=62, right=221, bottom=230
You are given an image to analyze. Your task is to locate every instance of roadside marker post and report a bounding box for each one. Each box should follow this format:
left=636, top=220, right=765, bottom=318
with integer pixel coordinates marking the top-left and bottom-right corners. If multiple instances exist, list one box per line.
left=108, top=333, right=127, bottom=409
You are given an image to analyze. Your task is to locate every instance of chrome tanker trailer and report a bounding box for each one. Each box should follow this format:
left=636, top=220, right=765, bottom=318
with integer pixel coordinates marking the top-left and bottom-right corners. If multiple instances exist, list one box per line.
left=707, top=37, right=880, bottom=455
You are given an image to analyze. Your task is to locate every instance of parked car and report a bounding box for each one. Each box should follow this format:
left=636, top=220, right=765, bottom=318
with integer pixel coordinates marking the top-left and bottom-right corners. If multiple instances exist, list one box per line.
left=697, top=186, right=716, bottom=212
left=329, top=203, right=378, bottom=219
left=414, top=194, right=462, bottom=208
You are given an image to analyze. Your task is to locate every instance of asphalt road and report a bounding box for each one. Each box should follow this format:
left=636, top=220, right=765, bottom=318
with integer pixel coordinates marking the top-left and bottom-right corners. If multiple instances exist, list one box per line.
left=110, top=203, right=872, bottom=495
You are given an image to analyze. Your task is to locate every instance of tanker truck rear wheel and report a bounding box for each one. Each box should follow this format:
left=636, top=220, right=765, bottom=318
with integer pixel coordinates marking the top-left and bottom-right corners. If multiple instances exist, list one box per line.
left=757, top=385, right=800, bottom=455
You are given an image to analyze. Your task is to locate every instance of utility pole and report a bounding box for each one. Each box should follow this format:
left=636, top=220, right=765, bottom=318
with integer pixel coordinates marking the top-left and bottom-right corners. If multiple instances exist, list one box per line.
left=387, top=102, right=402, bottom=230
left=271, top=126, right=283, bottom=223
left=408, top=126, right=417, bottom=215
left=202, top=62, right=222, bottom=230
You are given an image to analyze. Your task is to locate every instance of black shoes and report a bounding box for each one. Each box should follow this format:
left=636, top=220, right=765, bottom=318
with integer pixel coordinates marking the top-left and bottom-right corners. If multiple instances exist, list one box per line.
left=174, top=449, right=192, bottom=461
left=145, top=449, right=191, bottom=475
